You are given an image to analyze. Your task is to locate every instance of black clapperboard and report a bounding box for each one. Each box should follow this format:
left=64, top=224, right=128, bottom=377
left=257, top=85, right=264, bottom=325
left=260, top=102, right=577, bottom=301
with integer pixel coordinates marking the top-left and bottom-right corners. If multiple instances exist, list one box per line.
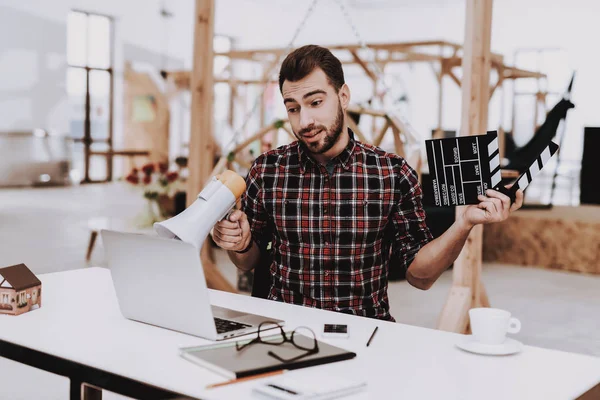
left=425, top=130, right=560, bottom=206
left=425, top=131, right=501, bottom=206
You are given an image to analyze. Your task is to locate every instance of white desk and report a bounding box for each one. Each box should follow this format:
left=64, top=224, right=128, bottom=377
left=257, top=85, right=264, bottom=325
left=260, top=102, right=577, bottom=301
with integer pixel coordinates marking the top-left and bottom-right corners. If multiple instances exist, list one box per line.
left=0, top=268, right=598, bottom=400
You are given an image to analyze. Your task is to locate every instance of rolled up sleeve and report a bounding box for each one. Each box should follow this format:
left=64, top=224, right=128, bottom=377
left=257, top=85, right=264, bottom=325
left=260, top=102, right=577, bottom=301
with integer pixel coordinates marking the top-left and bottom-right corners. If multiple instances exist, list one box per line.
left=390, top=160, right=433, bottom=272
left=241, top=157, right=269, bottom=248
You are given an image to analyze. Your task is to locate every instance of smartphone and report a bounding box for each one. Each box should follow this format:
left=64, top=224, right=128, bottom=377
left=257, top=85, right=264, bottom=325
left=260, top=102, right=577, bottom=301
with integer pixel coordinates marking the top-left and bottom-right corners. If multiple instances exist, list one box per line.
left=322, top=324, right=349, bottom=339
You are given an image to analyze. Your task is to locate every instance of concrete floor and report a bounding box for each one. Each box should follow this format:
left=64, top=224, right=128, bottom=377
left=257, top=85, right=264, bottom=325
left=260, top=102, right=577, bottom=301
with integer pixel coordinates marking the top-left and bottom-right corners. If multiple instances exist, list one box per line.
left=1, top=183, right=599, bottom=400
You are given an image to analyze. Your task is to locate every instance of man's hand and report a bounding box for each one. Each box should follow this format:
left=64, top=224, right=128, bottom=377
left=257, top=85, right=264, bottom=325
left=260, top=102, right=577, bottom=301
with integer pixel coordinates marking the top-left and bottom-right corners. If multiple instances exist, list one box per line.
left=461, top=187, right=524, bottom=228
left=212, top=210, right=252, bottom=252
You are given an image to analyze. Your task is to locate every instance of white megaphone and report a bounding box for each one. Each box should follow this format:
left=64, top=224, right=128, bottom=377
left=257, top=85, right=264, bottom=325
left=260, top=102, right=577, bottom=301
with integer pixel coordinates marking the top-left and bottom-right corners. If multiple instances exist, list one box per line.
left=153, top=170, right=246, bottom=248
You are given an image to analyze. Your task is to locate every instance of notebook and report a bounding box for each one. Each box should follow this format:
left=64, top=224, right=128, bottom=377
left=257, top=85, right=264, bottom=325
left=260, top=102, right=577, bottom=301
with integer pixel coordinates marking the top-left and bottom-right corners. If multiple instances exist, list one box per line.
left=180, top=333, right=356, bottom=379
left=253, top=374, right=367, bottom=400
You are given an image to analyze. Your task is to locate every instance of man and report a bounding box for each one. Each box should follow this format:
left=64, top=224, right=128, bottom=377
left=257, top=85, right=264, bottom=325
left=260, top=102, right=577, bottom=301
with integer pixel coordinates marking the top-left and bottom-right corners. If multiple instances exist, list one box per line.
left=212, top=45, right=522, bottom=321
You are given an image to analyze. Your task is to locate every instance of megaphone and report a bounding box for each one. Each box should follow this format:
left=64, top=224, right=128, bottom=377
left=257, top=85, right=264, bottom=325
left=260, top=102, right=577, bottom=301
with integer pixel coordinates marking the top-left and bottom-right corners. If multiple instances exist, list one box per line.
left=154, top=170, right=246, bottom=248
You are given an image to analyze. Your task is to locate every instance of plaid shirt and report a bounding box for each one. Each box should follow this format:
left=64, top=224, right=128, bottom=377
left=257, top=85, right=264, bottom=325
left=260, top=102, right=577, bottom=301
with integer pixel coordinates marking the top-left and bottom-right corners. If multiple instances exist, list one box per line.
left=242, top=129, right=432, bottom=320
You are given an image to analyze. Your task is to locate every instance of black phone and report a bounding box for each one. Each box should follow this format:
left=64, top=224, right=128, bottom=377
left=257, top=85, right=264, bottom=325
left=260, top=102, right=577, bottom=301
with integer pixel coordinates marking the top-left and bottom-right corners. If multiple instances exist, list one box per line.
left=323, top=324, right=349, bottom=338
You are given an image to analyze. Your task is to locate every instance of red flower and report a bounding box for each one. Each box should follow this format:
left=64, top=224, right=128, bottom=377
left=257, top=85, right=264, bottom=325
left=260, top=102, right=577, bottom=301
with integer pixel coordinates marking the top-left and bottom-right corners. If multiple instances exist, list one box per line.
left=125, top=174, right=139, bottom=184
left=158, top=162, right=169, bottom=174
left=141, top=163, right=155, bottom=175
left=166, top=171, right=179, bottom=183
left=143, top=175, right=151, bottom=184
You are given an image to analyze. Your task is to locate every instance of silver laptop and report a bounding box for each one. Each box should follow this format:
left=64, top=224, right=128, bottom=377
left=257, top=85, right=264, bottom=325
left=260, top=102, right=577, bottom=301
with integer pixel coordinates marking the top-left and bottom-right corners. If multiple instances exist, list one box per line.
left=101, top=229, right=283, bottom=341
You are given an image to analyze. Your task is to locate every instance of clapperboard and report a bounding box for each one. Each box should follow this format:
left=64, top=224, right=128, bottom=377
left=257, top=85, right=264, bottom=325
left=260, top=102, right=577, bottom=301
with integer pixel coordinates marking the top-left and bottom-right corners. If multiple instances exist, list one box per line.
left=425, top=131, right=560, bottom=206
left=495, top=141, right=560, bottom=203
left=425, top=131, right=500, bottom=206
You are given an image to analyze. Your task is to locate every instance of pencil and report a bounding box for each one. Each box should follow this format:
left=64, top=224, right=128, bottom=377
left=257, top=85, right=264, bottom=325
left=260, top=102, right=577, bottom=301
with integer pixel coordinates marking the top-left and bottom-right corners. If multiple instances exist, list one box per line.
left=366, top=326, right=378, bottom=347
left=206, top=369, right=286, bottom=389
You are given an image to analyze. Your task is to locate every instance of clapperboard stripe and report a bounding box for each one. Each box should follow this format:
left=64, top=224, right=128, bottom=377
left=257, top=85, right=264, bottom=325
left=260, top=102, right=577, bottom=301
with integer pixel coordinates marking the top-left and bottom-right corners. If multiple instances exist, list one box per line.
left=494, top=141, right=559, bottom=201
left=487, top=136, right=502, bottom=188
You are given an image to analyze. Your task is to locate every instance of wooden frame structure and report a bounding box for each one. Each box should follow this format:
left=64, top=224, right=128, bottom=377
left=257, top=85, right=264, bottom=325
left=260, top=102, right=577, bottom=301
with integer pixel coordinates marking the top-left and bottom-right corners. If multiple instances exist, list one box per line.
left=166, top=38, right=545, bottom=160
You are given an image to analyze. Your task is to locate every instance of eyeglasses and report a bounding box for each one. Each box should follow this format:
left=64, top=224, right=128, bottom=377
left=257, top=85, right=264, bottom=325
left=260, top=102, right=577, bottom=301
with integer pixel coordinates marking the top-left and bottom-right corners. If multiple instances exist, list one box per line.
left=235, top=321, right=319, bottom=363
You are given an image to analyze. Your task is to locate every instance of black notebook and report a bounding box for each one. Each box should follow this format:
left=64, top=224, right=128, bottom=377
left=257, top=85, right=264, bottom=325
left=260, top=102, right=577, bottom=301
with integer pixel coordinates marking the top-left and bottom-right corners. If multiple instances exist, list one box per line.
left=180, top=334, right=356, bottom=379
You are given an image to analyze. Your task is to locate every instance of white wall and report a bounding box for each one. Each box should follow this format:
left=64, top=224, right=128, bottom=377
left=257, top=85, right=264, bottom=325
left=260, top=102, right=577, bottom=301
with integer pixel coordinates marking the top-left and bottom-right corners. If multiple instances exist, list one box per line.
left=0, top=0, right=190, bottom=150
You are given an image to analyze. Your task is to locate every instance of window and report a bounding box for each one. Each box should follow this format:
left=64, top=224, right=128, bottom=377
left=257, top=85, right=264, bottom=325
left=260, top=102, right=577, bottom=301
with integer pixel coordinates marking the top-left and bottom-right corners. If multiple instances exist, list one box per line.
left=67, top=10, right=114, bottom=182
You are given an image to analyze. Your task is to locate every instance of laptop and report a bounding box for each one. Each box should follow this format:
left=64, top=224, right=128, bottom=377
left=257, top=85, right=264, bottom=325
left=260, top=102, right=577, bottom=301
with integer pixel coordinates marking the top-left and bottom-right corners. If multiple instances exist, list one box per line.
left=101, top=229, right=283, bottom=341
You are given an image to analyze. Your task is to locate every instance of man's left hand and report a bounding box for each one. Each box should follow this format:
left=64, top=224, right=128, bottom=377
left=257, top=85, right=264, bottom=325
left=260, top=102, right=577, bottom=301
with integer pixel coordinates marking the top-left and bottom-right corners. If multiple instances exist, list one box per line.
left=462, top=188, right=524, bottom=227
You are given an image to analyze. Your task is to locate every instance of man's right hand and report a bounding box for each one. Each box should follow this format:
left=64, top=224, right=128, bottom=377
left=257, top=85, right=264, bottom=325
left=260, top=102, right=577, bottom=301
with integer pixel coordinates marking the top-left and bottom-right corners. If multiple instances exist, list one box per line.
left=212, top=210, right=252, bottom=252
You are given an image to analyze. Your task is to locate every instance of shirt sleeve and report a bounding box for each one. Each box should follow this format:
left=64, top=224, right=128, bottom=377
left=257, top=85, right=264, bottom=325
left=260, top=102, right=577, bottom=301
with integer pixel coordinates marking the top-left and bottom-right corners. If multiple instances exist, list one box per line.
left=241, top=157, right=269, bottom=249
left=389, top=160, right=433, bottom=272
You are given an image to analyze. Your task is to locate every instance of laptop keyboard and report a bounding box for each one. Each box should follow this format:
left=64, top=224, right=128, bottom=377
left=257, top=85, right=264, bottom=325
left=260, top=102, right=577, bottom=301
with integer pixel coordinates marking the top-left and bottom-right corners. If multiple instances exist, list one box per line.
left=214, top=317, right=252, bottom=334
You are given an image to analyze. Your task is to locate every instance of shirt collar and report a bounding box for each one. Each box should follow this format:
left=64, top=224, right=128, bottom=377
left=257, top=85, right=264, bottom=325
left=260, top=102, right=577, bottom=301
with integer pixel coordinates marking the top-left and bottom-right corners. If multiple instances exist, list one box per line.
left=298, top=128, right=357, bottom=173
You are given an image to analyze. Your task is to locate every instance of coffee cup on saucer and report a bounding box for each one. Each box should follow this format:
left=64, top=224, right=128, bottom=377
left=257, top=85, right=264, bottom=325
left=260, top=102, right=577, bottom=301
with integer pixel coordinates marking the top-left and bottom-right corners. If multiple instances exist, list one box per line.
left=456, top=308, right=523, bottom=356
left=469, top=307, right=521, bottom=345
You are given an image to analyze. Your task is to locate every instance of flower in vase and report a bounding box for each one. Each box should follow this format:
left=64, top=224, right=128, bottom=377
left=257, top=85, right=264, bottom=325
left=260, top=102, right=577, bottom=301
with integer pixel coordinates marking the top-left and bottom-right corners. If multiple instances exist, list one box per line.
left=123, top=161, right=188, bottom=225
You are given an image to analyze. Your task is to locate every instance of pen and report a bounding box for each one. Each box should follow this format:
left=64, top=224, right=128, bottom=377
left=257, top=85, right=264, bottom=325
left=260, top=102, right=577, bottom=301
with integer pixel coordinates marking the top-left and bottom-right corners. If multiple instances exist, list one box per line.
left=366, top=326, right=378, bottom=347
left=206, top=369, right=286, bottom=389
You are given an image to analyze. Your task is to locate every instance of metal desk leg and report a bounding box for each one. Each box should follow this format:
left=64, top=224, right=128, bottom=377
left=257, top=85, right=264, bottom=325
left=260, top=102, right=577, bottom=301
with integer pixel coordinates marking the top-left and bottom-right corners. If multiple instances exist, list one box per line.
left=70, top=380, right=102, bottom=400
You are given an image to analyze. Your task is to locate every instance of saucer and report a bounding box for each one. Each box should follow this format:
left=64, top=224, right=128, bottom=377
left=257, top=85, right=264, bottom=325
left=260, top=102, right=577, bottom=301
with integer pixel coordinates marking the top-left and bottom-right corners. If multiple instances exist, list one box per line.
left=456, top=335, right=523, bottom=356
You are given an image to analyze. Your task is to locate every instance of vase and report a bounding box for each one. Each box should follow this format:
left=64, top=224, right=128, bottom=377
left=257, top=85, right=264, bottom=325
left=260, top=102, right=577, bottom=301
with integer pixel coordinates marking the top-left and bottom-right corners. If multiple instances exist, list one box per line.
left=134, top=199, right=162, bottom=228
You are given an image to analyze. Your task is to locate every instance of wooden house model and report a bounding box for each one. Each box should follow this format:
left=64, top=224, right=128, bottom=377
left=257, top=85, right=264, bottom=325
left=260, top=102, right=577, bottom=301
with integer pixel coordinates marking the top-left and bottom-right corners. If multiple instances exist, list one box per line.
left=0, top=263, right=42, bottom=316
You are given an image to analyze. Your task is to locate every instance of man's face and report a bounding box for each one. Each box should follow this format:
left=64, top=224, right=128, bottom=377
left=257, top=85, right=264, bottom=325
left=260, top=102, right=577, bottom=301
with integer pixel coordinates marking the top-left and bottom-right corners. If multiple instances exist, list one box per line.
left=281, top=68, right=346, bottom=155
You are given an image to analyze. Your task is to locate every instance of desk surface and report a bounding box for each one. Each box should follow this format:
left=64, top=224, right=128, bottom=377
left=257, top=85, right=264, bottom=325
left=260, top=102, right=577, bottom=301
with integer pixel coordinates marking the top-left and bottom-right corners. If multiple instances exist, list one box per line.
left=0, top=267, right=599, bottom=400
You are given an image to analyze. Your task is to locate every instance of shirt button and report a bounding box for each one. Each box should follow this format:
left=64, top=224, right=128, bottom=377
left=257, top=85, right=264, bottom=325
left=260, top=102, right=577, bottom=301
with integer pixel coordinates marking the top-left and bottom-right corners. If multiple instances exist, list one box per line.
left=324, top=241, right=329, bottom=246
left=324, top=208, right=328, bottom=214
left=325, top=271, right=329, bottom=276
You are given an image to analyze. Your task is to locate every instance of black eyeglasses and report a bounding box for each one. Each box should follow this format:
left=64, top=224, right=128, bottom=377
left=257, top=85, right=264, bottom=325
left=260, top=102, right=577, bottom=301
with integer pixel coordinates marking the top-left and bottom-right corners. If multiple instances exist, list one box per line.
left=235, top=321, right=319, bottom=363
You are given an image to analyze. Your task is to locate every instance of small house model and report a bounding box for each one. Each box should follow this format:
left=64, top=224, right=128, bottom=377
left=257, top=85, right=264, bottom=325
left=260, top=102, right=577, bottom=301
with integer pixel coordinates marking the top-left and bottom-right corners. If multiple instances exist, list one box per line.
left=0, top=263, right=42, bottom=316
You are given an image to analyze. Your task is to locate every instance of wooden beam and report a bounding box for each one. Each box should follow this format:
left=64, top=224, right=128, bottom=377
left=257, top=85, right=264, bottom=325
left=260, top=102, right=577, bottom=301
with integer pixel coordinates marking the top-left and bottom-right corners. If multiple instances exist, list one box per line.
left=436, top=60, right=444, bottom=135
left=447, top=69, right=462, bottom=87
left=346, top=105, right=387, bottom=118
left=345, top=114, right=368, bottom=143
left=187, top=0, right=235, bottom=293
left=503, top=66, right=546, bottom=80
left=444, top=56, right=463, bottom=69
left=215, top=78, right=278, bottom=85
left=388, top=52, right=442, bottom=62
left=350, top=50, right=378, bottom=82
left=437, top=286, right=472, bottom=333
left=231, top=122, right=277, bottom=154
left=438, top=0, right=493, bottom=334
left=214, top=40, right=462, bottom=59
left=281, top=123, right=296, bottom=140
left=489, top=78, right=502, bottom=98
left=188, top=0, right=216, bottom=204
left=389, top=123, right=406, bottom=159
left=388, top=115, right=419, bottom=145
left=373, top=119, right=390, bottom=147
left=209, top=155, right=228, bottom=179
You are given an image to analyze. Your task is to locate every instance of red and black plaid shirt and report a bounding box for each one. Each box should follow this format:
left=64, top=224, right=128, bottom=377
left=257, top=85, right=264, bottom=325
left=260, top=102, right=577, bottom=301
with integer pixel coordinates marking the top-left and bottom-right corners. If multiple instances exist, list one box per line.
left=242, top=129, right=432, bottom=320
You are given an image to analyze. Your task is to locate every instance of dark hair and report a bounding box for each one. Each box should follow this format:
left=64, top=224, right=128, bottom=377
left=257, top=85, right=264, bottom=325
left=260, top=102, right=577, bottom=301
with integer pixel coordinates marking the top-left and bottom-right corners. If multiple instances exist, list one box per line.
left=278, top=45, right=345, bottom=93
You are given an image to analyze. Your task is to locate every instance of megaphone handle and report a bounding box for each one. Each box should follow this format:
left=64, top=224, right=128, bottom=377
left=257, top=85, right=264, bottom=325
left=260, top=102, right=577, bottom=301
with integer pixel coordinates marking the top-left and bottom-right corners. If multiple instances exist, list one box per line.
left=222, top=211, right=242, bottom=238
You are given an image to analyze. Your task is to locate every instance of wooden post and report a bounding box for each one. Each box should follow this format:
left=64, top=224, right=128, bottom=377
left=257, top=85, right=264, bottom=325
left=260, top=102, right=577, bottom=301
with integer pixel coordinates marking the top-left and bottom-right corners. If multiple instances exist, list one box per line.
left=435, top=58, right=445, bottom=139
left=228, top=80, right=237, bottom=127
left=188, top=0, right=235, bottom=293
left=438, top=0, right=493, bottom=333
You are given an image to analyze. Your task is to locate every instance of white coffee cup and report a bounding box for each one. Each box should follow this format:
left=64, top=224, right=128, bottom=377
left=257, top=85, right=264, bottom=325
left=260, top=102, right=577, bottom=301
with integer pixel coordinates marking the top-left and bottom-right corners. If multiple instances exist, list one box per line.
left=469, top=308, right=521, bottom=345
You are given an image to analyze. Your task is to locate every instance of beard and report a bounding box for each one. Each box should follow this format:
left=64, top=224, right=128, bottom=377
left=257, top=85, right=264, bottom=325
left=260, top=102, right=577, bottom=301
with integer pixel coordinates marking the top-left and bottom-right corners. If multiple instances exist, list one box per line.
left=294, top=101, right=345, bottom=155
